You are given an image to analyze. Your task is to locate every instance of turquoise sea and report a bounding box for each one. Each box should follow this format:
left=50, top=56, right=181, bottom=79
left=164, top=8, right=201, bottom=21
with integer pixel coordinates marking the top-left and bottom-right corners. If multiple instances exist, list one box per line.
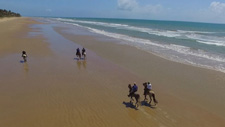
left=49, top=17, right=225, bottom=73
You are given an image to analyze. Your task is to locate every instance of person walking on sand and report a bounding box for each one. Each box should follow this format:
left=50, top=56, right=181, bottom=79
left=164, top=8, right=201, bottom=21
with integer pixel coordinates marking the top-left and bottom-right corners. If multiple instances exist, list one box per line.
left=128, top=83, right=138, bottom=97
left=22, top=51, right=27, bottom=62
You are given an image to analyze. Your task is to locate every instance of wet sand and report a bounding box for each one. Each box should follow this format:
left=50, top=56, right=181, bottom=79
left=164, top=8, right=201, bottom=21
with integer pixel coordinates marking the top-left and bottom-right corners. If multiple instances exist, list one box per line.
left=0, top=18, right=225, bottom=127
left=54, top=24, right=225, bottom=127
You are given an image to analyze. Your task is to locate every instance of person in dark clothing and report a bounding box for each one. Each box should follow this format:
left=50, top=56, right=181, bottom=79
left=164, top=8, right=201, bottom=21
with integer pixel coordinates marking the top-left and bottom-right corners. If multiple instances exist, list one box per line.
left=127, top=83, right=140, bottom=107
left=76, top=48, right=81, bottom=59
left=128, top=83, right=138, bottom=97
left=82, top=48, right=86, bottom=55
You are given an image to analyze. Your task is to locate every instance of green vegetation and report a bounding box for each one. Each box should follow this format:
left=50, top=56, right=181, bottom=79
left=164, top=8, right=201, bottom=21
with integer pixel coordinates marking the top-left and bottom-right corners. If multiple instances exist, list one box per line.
left=0, top=9, right=21, bottom=17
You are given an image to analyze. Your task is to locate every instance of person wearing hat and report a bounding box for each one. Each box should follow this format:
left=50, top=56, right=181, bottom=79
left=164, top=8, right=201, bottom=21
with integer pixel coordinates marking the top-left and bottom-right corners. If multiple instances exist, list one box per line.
left=128, top=82, right=138, bottom=97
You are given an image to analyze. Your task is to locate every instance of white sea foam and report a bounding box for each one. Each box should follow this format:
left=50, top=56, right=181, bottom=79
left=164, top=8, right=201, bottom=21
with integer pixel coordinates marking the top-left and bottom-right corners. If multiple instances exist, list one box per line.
left=186, top=34, right=225, bottom=47
left=197, top=40, right=225, bottom=47
left=55, top=18, right=225, bottom=47
left=88, top=26, right=225, bottom=73
left=52, top=18, right=225, bottom=73
left=82, top=26, right=225, bottom=63
left=55, top=18, right=129, bottom=27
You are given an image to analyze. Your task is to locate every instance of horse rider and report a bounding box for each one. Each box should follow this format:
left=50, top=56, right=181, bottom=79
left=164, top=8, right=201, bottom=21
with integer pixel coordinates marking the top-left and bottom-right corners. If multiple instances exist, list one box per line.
left=76, top=48, right=81, bottom=56
left=22, top=51, right=27, bottom=62
left=144, top=82, right=152, bottom=95
left=82, top=48, right=86, bottom=56
left=128, top=83, right=138, bottom=97
left=147, top=82, right=152, bottom=91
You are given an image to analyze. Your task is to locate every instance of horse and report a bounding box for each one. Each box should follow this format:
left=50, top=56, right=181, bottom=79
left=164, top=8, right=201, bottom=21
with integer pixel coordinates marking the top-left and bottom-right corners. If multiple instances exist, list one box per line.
left=82, top=51, right=86, bottom=59
left=128, top=84, right=140, bottom=108
left=76, top=50, right=81, bottom=60
left=143, top=82, right=158, bottom=105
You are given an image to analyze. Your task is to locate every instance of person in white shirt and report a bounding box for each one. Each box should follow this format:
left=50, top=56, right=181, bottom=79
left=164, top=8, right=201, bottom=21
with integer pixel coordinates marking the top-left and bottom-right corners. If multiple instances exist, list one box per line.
left=147, top=82, right=152, bottom=91
left=143, top=82, right=158, bottom=104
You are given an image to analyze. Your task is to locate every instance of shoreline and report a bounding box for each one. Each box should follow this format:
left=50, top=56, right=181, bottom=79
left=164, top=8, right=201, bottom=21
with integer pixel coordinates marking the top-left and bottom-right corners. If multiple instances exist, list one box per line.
left=53, top=23, right=225, bottom=125
left=54, top=17, right=225, bottom=74
left=1, top=17, right=225, bottom=127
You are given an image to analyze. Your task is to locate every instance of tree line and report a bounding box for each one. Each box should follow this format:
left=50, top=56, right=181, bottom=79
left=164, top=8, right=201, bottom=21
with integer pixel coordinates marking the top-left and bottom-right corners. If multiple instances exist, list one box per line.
left=0, top=9, right=21, bottom=17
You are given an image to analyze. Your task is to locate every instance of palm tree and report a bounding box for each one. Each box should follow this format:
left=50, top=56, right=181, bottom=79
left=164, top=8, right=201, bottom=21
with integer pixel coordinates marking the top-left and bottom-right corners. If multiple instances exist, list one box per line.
left=0, top=9, right=21, bottom=17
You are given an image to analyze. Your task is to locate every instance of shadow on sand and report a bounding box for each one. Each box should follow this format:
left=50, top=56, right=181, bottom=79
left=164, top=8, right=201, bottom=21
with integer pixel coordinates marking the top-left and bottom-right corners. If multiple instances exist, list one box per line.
left=20, top=60, right=25, bottom=63
left=122, top=101, right=138, bottom=110
left=74, top=58, right=86, bottom=61
left=141, top=100, right=157, bottom=109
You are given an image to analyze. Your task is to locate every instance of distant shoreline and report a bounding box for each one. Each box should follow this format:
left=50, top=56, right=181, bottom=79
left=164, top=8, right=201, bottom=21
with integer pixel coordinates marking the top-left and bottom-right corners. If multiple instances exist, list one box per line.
left=0, top=9, right=21, bottom=18
left=38, top=16, right=225, bottom=25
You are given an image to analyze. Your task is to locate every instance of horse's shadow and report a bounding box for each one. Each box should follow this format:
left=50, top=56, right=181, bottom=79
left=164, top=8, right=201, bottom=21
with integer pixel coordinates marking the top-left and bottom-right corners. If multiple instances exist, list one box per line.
left=20, top=60, right=25, bottom=63
left=74, top=58, right=85, bottom=60
left=141, top=100, right=157, bottom=109
left=122, top=101, right=138, bottom=110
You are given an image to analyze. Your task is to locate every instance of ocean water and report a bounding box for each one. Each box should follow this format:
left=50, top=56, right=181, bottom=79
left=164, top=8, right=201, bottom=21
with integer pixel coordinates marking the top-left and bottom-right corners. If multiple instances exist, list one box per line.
left=50, top=17, right=225, bottom=73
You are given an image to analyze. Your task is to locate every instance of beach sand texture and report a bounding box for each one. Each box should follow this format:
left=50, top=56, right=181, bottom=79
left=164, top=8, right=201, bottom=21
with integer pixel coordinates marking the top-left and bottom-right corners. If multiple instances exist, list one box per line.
left=0, top=18, right=225, bottom=127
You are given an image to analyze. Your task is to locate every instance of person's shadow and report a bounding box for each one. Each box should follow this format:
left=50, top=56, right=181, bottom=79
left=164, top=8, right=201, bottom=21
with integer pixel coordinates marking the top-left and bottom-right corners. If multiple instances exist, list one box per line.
left=122, top=101, right=138, bottom=110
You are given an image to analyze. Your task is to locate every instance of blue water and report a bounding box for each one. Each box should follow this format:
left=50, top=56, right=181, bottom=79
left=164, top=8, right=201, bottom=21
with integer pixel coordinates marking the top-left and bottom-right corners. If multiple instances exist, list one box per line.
left=50, top=17, right=225, bottom=73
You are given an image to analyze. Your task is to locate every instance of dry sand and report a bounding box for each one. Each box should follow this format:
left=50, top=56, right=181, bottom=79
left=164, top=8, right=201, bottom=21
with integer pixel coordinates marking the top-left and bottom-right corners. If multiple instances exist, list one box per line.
left=0, top=17, right=225, bottom=127
left=0, top=17, right=51, bottom=57
left=0, top=17, right=17, bottom=23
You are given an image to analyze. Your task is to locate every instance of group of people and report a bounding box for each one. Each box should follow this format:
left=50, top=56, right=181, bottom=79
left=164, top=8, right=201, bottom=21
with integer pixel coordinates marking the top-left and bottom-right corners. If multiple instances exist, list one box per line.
left=21, top=47, right=86, bottom=62
left=128, top=82, right=152, bottom=97
left=127, top=82, right=158, bottom=107
left=76, top=48, right=86, bottom=60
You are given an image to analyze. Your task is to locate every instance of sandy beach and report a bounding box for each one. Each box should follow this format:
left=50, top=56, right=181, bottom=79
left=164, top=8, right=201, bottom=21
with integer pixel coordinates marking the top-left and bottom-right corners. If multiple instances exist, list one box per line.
left=1, top=17, right=225, bottom=127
